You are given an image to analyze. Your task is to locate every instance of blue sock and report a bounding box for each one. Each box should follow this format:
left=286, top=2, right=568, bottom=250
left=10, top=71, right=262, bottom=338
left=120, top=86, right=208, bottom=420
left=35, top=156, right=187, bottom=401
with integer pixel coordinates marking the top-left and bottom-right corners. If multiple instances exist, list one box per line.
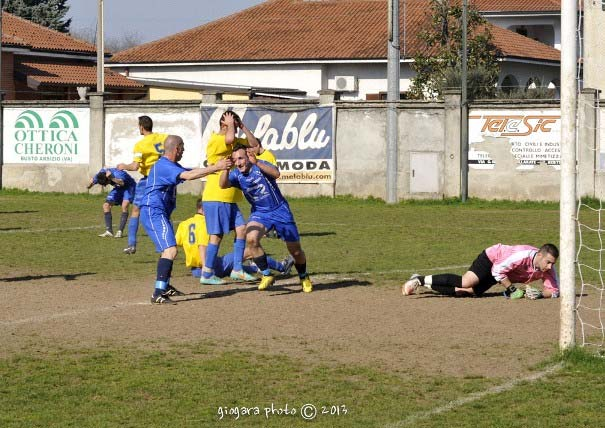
left=153, top=258, right=173, bottom=297
left=153, top=280, right=168, bottom=298
left=233, top=239, right=245, bottom=271
left=104, top=212, right=113, bottom=232
left=127, top=216, right=139, bottom=247
left=157, top=258, right=173, bottom=283
left=267, top=256, right=281, bottom=272
left=203, top=243, right=220, bottom=278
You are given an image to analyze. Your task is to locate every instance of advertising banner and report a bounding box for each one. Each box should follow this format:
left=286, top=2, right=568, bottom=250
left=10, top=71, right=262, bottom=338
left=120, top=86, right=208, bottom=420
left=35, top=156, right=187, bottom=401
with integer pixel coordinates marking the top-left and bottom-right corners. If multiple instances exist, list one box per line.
left=201, top=105, right=334, bottom=183
left=3, top=108, right=90, bottom=164
left=469, top=109, right=561, bottom=170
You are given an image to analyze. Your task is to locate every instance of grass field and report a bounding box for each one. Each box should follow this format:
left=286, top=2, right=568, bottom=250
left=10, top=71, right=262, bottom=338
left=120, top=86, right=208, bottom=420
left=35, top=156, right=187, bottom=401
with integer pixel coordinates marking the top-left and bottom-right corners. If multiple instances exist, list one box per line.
left=1, top=190, right=605, bottom=427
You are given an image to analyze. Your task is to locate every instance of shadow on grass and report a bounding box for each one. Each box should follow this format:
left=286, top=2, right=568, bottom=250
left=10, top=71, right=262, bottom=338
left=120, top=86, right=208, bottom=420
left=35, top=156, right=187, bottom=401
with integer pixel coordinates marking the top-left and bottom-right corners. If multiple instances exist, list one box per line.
left=415, top=291, right=506, bottom=299
left=299, top=231, right=337, bottom=237
left=0, top=210, right=38, bottom=214
left=0, top=272, right=96, bottom=282
left=175, top=279, right=371, bottom=302
left=0, top=227, right=23, bottom=231
left=268, top=279, right=372, bottom=296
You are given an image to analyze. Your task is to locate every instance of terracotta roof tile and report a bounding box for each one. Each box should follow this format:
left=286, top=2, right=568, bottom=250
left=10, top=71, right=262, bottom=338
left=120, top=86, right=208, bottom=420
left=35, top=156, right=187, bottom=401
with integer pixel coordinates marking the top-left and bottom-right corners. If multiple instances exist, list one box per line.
left=109, top=0, right=560, bottom=64
left=15, top=60, right=144, bottom=88
left=473, top=0, right=560, bottom=13
left=2, top=11, right=97, bottom=54
left=489, top=25, right=559, bottom=61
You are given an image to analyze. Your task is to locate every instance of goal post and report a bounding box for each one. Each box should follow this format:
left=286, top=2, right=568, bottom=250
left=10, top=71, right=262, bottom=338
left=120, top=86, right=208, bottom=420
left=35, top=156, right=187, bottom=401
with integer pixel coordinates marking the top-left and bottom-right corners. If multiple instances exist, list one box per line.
left=559, top=0, right=578, bottom=350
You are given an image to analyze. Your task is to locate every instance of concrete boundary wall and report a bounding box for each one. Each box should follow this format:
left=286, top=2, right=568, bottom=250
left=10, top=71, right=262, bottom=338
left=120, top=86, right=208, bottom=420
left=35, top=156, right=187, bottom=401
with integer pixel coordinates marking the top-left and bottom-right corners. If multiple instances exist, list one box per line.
left=0, top=91, right=602, bottom=201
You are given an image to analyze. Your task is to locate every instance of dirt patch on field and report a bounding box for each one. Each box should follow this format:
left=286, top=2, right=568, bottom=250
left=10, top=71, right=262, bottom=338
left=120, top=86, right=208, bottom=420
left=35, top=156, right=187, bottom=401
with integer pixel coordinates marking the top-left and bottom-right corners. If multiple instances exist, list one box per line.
left=1, top=271, right=567, bottom=378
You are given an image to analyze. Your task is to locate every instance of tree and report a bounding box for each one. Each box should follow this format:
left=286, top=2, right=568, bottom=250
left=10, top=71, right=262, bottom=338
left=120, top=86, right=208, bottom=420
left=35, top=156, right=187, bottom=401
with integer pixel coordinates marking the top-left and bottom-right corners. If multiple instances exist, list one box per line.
left=70, top=26, right=143, bottom=53
left=410, top=0, right=500, bottom=100
left=4, top=0, right=71, bottom=33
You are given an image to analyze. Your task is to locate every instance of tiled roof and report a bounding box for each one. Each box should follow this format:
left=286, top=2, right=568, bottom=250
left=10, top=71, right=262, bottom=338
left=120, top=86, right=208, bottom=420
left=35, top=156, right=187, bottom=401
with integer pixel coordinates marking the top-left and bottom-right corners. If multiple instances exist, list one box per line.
left=489, top=25, right=559, bottom=61
left=109, top=0, right=560, bottom=65
left=474, top=0, right=560, bottom=13
left=15, top=60, right=144, bottom=88
left=1, top=11, right=97, bottom=54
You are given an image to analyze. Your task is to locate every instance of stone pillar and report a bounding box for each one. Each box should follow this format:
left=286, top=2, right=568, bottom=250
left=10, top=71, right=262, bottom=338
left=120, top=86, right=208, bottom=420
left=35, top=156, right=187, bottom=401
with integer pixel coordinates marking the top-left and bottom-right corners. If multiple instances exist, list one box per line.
left=88, top=92, right=105, bottom=177
left=0, top=91, right=5, bottom=189
left=202, top=91, right=222, bottom=104
left=577, top=88, right=599, bottom=198
left=318, top=89, right=339, bottom=104
left=442, top=90, right=462, bottom=198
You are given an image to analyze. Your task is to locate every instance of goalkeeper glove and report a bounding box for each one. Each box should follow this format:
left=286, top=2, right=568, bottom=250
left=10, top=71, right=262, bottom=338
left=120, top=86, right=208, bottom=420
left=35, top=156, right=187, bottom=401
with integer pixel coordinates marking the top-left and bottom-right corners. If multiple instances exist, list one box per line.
left=504, top=285, right=525, bottom=300
left=524, top=286, right=544, bottom=300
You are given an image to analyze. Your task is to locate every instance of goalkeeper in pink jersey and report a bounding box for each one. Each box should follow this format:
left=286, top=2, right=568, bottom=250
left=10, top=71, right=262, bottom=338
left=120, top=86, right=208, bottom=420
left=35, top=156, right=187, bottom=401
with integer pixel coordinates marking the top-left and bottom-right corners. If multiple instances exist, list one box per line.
left=402, top=243, right=559, bottom=299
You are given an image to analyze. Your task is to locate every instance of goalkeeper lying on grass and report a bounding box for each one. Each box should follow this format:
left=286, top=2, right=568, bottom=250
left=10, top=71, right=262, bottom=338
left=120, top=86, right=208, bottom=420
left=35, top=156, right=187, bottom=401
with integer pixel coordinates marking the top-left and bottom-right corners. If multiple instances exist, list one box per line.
left=402, top=243, right=559, bottom=300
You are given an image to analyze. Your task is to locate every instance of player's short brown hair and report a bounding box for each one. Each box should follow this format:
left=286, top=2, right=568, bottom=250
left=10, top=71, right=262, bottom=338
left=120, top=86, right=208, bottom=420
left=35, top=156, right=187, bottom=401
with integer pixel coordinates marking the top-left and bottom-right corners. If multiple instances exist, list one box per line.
left=539, top=243, right=559, bottom=259
left=138, top=115, right=153, bottom=132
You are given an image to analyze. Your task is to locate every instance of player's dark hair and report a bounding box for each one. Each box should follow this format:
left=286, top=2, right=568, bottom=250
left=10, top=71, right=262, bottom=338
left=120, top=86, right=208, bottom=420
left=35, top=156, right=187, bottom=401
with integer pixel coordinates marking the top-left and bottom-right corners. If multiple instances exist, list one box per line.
left=219, top=110, right=241, bottom=127
left=138, top=115, right=153, bottom=132
left=196, top=198, right=203, bottom=210
left=540, top=243, right=559, bottom=259
left=232, top=143, right=248, bottom=153
left=96, top=171, right=110, bottom=186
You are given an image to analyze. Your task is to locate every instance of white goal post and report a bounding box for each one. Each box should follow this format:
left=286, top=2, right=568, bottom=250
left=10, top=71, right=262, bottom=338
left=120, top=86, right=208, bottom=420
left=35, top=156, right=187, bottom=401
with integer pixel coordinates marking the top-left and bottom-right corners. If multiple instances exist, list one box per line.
left=559, top=0, right=578, bottom=350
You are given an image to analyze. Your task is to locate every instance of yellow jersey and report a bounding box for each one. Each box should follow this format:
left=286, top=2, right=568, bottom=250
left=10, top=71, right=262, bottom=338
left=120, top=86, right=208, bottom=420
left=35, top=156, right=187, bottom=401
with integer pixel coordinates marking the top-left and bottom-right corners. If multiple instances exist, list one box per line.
left=132, top=133, right=168, bottom=176
left=175, top=214, right=209, bottom=268
left=257, top=149, right=277, bottom=165
left=202, top=132, right=248, bottom=203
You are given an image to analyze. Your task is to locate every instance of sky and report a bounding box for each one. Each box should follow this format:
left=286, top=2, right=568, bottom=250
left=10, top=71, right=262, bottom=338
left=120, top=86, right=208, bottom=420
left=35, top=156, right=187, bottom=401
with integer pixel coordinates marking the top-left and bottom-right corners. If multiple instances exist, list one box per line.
left=68, top=0, right=266, bottom=44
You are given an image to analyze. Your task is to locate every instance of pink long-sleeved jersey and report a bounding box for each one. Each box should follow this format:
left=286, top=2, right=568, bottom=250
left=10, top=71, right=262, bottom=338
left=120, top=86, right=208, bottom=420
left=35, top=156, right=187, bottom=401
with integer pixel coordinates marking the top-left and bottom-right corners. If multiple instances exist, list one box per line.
left=485, top=243, right=559, bottom=295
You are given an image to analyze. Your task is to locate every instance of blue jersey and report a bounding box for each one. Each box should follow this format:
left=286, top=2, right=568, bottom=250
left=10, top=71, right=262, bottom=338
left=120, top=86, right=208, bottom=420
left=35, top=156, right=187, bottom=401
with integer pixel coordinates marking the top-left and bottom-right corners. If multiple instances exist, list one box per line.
left=140, top=156, right=189, bottom=215
left=93, top=168, right=135, bottom=188
left=228, top=162, right=287, bottom=213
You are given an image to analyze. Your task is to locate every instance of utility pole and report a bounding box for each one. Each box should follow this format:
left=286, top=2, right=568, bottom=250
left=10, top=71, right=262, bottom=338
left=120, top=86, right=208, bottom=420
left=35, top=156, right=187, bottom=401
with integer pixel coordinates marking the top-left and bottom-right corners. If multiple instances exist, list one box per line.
left=96, top=0, right=104, bottom=93
left=460, top=0, right=468, bottom=202
left=0, top=2, right=4, bottom=189
left=386, top=0, right=400, bottom=203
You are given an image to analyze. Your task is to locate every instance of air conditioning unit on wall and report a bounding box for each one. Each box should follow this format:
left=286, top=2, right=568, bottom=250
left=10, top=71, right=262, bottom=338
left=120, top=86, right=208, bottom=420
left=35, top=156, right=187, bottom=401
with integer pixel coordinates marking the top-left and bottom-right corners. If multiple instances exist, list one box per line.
left=334, top=75, right=358, bottom=92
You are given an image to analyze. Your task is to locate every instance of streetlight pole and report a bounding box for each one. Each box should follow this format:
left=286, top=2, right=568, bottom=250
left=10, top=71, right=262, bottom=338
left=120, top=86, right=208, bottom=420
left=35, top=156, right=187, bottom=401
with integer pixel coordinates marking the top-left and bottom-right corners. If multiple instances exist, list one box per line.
left=96, top=0, right=104, bottom=93
left=460, top=0, right=468, bottom=202
left=386, top=0, right=400, bottom=203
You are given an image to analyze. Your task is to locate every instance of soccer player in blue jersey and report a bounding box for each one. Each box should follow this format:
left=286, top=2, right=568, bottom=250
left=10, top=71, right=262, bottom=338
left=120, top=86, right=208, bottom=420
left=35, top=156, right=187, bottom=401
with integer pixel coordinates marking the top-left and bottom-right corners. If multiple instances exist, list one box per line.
left=87, top=167, right=136, bottom=238
left=219, top=144, right=313, bottom=293
left=140, top=135, right=231, bottom=304
left=175, top=199, right=295, bottom=279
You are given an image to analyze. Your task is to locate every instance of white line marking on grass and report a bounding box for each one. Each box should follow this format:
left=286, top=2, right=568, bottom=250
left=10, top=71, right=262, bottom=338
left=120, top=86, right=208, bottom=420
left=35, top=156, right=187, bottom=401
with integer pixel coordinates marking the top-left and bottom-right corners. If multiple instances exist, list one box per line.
left=1, top=302, right=148, bottom=326
left=384, top=362, right=563, bottom=428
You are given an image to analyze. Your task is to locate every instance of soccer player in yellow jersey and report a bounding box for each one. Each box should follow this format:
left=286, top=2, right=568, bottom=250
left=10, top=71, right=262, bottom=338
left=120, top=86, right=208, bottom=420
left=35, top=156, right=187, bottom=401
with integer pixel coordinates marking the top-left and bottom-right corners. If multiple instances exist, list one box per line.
left=117, top=116, right=167, bottom=255
left=249, top=140, right=277, bottom=165
left=175, top=199, right=294, bottom=279
left=201, top=111, right=260, bottom=285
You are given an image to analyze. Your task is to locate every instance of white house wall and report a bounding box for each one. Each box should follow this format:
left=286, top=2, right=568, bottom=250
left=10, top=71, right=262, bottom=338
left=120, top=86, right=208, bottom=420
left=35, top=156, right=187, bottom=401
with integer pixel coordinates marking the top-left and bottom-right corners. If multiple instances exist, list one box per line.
left=118, top=62, right=417, bottom=100
left=498, top=61, right=560, bottom=91
left=324, top=63, right=415, bottom=100
left=487, top=16, right=561, bottom=49
left=123, top=64, right=325, bottom=98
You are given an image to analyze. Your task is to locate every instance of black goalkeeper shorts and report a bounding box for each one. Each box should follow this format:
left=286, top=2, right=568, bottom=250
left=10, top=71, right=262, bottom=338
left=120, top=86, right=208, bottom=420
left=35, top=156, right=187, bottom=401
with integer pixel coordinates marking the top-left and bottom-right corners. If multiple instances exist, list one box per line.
left=468, top=250, right=498, bottom=297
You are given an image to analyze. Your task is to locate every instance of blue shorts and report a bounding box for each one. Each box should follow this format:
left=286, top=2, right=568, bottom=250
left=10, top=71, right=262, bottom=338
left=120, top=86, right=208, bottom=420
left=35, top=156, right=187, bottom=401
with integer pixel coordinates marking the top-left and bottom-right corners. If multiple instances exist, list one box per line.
left=133, top=177, right=148, bottom=207
left=202, top=202, right=246, bottom=235
left=106, top=184, right=135, bottom=205
left=140, top=206, right=176, bottom=252
left=214, top=253, right=257, bottom=277
left=248, top=203, right=300, bottom=242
